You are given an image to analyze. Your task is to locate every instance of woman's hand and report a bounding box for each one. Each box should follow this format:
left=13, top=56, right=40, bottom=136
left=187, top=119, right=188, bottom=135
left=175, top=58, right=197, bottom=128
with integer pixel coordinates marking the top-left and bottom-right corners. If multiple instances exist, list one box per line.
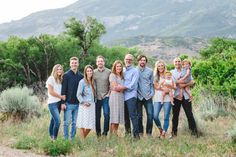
left=60, top=95, right=66, bottom=101
left=61, top=104, right=66, bottom=110
left=84, top=103, right=91, bottom=107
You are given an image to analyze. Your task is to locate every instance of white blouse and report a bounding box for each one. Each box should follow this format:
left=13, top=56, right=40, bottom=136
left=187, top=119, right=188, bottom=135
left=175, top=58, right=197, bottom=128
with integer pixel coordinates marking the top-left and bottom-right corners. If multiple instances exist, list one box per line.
left=46, top=76, right=62, bottom=104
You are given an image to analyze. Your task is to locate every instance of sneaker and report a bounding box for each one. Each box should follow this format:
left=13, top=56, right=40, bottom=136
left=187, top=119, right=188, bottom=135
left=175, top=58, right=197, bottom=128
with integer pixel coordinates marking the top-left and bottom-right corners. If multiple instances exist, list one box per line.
left=160, top=132, right=166, bottom=139
left=169, top=133, right=177, bottom=139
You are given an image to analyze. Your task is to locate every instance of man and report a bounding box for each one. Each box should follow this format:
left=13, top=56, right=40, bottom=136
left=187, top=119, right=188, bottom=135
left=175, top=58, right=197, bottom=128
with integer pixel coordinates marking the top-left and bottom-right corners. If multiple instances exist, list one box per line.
left=170, top=57, right=198, bottom=138
left=61, top=57, right=83, bottom=140
left=93, top=55, right=111, bottom=136
left=137, top=55, right=154, bottom=136
left=123, top=54, right=140, bottom=139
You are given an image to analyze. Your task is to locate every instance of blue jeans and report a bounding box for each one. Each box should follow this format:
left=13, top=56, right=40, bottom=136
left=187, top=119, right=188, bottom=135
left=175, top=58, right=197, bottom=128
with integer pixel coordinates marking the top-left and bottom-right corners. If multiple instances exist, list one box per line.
left=48, top=101, right=61, bottom=139
left=95, top=97, right=110, bottom=136
left=137, top=98, right=153, bottom=135
left=153, top=102, right=171, bottom=132
left=124, top=97, right=139, bottom=137
left=63, top=103, right=79, bottom=140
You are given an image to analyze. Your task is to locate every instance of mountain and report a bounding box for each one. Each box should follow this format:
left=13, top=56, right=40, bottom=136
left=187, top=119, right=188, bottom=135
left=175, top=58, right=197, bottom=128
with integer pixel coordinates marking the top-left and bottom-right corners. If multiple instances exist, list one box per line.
left=0, top=0, right=236, bottom=42
left=107, top=35, right=208, bottom=62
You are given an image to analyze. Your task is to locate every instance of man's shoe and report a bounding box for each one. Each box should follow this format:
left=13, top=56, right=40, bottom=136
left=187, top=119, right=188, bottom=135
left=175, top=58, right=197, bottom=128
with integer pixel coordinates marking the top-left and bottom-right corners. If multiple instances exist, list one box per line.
left=102, top=132, right=108, bottom=136
left=169, top=132, right=177, bottom=139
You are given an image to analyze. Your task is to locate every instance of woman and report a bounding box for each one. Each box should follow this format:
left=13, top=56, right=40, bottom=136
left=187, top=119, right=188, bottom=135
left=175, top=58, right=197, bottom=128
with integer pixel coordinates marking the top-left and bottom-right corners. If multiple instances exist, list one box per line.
left=109, top=60, right=126, bottom=135
left=76, top=65, right=96, bottom=138
left=153, top=60, right=175, bottom=138
left=46, top=64, right=65, bottom=140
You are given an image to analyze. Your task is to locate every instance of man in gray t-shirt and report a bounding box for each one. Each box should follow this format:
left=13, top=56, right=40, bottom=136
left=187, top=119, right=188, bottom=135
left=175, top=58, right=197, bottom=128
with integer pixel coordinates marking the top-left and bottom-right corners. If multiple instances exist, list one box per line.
left=93, top=55, right=111, bottom=136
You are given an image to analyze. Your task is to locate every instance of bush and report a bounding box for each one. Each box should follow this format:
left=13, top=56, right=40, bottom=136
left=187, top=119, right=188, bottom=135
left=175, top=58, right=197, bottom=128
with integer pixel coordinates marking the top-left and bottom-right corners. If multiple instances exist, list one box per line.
left=228, top=124, right=236, bottom=143
left=14, top=135, right=37, bottom=149
left=196, top=90, right=228, bottom=121
left=0, top=86, right=42, bottom=121
left=42, top=138, right=72, bottom=156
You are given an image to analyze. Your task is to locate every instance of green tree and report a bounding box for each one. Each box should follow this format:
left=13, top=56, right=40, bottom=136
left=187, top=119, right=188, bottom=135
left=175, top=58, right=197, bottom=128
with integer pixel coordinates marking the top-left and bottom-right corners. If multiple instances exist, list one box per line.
left=64, top=16, right=106, bottom=60
left=192, top=38, right=236, bottom=97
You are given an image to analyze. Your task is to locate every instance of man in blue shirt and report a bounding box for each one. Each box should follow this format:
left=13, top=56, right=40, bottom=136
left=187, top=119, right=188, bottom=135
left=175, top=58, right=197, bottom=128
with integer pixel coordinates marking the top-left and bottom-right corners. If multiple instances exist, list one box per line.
left=137, top=55, right=154, bottom=136
left=123, top=54, right=140, bottom=139
left=61, top=57, right=83, bottom=140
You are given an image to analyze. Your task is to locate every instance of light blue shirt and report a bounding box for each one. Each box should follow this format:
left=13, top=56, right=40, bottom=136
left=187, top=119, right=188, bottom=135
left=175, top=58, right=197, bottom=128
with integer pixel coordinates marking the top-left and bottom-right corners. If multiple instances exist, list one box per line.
left=124, top=66, right=140, bottom=101
left=171, top=68, right=192, bottom=100
left=137, top=66, right=154, bottom=100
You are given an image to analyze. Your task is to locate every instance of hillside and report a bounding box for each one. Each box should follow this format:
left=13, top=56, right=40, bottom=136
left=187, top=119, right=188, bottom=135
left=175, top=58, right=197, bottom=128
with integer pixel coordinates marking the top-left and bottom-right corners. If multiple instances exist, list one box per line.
left=108, top=36, right=208, bottom=61
left=0, top=0, right=236, bottom=42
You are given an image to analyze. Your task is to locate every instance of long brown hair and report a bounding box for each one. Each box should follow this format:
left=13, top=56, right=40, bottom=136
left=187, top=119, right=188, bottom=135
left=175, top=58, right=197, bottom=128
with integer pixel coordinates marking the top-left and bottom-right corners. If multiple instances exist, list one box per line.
left=111, top=60, right=124, bottom=79
left=83, top=65, right=95, bottom=96
left=50, top=64, right=64, bottom=84
left=153, top=60, right=167, bottom=83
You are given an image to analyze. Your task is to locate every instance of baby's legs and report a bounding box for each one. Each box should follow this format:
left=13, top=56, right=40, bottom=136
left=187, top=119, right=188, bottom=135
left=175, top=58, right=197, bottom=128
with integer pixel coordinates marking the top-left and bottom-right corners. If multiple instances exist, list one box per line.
left=161, top=91, right=166, bottom=104
left=177, top=86, right=183, bottom=100
left=169, top=91, right=174, bottom=105
left=184, top=86, right=193, bottom=102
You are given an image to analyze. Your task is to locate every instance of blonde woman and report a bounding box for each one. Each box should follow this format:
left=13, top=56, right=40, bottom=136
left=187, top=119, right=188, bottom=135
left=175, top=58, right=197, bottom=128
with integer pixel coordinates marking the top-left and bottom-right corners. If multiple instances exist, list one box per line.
left=109, top=60, right=126, bottom=135
left=46, top=64, right=65, bottom=140
left=76, top=65, right=96, bottom=138
left=153, top=60, right=174, bottom=138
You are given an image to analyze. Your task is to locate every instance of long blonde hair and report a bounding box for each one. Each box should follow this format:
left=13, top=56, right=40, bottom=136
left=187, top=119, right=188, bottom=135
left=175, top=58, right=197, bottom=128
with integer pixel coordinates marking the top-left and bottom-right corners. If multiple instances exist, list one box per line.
left=111, top=60, right=124, bottom=79
left=153, top=60, right=167, bottom=83
left=84, top=65, right=95, bottom=96
left=50, top=64, right=64, bottom=84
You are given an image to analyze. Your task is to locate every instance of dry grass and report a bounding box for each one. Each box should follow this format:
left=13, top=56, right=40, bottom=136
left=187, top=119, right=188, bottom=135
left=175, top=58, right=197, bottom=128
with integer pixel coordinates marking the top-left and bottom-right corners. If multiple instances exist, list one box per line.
left=0, top=105, right=235, bottom=157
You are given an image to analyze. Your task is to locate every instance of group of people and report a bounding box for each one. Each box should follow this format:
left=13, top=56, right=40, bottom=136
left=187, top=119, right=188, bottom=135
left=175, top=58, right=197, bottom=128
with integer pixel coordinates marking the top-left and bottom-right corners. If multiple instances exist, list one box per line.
left=46, top=54, right=198, bottom=141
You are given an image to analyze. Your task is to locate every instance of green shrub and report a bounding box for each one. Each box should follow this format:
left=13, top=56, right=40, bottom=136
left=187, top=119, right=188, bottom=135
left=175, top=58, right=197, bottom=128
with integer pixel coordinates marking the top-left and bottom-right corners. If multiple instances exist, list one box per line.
left=228, top=124, right=236, bottom=143
left=197, top=91, right=228, bottom=121
left=42, top=138, right=72, bottom=156
left=0, top=86, right=42, bottom=121
left=14, top=135, right=37, bottom=149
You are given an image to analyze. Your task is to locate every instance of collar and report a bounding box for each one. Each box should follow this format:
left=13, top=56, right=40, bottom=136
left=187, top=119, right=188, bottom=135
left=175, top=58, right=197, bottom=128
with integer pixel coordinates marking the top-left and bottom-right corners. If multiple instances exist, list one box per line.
left=98, top=67, right=105, bottom=72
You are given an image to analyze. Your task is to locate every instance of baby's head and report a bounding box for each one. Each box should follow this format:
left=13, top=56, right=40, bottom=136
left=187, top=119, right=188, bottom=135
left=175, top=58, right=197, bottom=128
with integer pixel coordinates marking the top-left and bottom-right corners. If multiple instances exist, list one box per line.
left=182, top=59, right=192, bottom=68
left=165, top=71, right=172, bottom=80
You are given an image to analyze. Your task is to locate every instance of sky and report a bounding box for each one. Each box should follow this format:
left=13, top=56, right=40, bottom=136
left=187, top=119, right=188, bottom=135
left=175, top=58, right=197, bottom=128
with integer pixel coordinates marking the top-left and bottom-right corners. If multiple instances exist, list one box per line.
left=0, top=0, right=78, bottom=24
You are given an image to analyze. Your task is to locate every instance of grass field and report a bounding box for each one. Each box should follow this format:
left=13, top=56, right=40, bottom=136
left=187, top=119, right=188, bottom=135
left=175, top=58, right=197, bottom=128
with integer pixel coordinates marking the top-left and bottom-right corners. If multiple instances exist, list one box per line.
left=0, top=107, right=235, bottom=157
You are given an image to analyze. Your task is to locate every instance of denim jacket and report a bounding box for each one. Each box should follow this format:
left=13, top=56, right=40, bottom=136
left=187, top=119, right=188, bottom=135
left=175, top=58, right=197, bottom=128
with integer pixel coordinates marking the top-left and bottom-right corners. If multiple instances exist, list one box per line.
left=76, top=79, right=96, bottom=105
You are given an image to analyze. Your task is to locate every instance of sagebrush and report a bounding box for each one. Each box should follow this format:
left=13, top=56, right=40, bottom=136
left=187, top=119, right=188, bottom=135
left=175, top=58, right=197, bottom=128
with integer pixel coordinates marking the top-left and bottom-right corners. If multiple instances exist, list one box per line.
left=0, top=86, right=42, bottom=121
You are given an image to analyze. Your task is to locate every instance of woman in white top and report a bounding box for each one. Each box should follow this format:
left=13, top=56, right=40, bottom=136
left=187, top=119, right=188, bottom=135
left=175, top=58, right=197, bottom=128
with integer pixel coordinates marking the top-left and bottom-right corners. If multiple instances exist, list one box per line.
left=153, top=60, right=175, bottom=138
left=46, top=64, right=65, bottom=140
left=76, top=65, right=96, bottom=138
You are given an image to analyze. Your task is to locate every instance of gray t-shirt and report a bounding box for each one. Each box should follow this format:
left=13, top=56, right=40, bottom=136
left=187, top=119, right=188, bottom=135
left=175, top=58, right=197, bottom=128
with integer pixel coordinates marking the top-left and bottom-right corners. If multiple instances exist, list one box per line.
left=94, top=67, right=111, bottom=100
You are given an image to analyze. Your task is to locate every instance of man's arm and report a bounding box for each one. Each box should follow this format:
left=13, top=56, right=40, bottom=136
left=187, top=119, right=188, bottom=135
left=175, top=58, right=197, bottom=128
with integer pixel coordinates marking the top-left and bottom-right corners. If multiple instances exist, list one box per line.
left=61, top=74, right=68, bottom=104
left=148, top=71, right=154, bottom=98
left=124, top=69, right=139, bottom=90
left=178, top=80, right=195, bottom=88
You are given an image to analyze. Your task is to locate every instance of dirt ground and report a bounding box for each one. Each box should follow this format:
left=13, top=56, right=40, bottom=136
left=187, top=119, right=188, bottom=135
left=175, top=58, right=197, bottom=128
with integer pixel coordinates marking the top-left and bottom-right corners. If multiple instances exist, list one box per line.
left=0, top=145, right=48, bottom=157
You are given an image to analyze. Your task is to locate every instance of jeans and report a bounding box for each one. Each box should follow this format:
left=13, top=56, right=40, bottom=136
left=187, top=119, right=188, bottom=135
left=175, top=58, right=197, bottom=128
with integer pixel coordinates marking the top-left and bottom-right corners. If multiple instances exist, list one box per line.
left=48, top=101, right=61, bottom=139
left=172, top=98, right=198, bottom=135
left=153, top=102, right=171, bottom=132
left=137, top=98, right=153, bottom=135
left=95, top=97, right=110, bottom=136
left=63, top=103, right=79, bottom=140
left=124, top=97, right=139, bottom=137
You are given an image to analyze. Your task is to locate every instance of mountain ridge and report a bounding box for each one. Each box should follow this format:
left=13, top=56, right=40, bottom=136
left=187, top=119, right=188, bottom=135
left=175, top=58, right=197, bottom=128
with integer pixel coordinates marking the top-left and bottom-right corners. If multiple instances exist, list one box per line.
left=0, top=0, right=235, bottom=42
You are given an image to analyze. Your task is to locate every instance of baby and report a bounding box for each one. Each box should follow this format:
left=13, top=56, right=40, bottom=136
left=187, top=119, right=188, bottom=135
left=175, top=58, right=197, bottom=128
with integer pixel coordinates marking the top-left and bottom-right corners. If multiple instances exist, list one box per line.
left=160, top=71, right=176, bottom=105
left=178, top=59, right=193, bottom=101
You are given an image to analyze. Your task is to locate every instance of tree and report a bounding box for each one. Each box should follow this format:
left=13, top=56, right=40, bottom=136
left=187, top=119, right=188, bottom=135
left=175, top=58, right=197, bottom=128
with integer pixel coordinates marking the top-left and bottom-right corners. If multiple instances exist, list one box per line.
left=64, top=16, right=106, bottom=60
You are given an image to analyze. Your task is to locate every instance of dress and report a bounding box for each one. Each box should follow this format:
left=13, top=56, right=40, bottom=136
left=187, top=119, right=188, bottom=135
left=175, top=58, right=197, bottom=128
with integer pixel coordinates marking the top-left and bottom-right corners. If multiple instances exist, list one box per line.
left=109, top=73, right=125, bottom=124
left=76, top=79, right=96, bottom=130
left=180, top=67, right=192, bottom=83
